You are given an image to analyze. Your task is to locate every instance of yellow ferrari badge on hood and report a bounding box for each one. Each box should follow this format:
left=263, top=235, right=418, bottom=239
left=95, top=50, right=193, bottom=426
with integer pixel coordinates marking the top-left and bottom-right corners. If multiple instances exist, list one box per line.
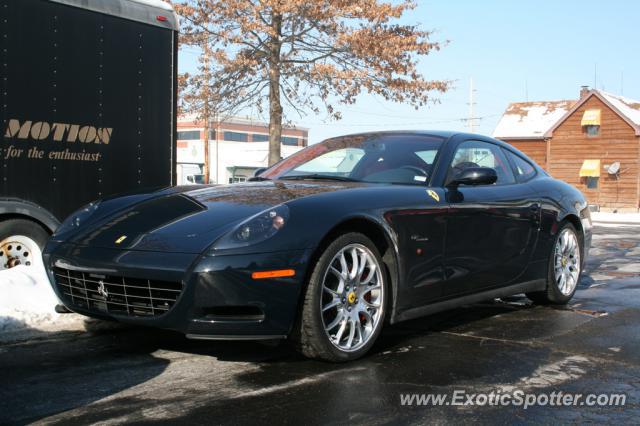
left=115, top=235, right=127, bottom=244
left=427, top=190, right=440, bottom=202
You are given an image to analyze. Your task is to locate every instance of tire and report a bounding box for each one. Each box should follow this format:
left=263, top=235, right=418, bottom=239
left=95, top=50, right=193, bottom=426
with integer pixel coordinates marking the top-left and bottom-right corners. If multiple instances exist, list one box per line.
left=526, top=222, right=582, bottom=305
left=293, top=232, right=388, bottom=362
left=0, top=218, right=50, bottom=271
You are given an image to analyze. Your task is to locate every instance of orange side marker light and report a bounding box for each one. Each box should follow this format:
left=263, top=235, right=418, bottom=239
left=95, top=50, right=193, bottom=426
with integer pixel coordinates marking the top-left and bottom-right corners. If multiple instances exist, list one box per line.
left=251, top=269, right=295, bottom=280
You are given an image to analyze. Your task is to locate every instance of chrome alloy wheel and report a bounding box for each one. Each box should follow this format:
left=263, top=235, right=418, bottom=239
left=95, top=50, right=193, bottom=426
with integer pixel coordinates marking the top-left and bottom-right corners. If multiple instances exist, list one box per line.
left=320, top=243, right=384, bottom=352
left=554, top=228, right=581, bottom=295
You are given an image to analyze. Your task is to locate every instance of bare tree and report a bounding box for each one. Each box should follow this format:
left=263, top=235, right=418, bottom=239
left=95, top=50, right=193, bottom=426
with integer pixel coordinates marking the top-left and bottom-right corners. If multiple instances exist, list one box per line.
left=174, top=0, right=450, bottom=165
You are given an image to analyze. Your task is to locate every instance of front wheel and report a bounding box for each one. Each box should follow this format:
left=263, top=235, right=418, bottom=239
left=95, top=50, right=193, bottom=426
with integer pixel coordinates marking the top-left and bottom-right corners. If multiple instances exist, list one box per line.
left=527, top=222, right=582, bottom=304
left=294, top=233, right=387, bottom=362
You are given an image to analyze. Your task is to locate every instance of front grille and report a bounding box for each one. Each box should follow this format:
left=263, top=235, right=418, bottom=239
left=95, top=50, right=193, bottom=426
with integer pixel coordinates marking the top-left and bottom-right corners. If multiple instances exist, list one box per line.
left=53, top=266, right=183, bottom=317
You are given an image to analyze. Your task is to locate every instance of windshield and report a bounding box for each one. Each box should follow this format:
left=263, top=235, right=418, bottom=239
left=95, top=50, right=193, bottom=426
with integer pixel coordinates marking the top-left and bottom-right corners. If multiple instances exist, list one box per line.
left=260, top=133, right=444, bottom=185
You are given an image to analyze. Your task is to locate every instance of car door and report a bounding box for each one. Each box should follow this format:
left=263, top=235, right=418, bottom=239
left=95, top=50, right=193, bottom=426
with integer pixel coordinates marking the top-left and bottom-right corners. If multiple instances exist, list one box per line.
left=386, top=187, right=448, bottom=309
left=440, top=139, right=540, bottom=297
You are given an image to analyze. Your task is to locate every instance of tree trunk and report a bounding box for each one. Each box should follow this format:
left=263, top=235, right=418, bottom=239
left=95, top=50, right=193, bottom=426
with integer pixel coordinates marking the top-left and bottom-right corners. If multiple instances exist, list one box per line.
left=202, top=45, right=211, bottom=183
left=268, top=14, right=283, bottom=166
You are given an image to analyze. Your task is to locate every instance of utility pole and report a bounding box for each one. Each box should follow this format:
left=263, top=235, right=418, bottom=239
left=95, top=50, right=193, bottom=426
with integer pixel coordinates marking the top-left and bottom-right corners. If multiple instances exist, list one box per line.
left=468, top=77, right=477, bottom=133
left=215, top=111, right=220, bottom=184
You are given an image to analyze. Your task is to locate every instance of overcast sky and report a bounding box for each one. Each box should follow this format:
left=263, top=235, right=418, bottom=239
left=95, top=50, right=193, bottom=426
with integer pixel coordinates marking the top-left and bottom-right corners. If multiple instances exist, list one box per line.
left=179, top=0, right=640, bottom=143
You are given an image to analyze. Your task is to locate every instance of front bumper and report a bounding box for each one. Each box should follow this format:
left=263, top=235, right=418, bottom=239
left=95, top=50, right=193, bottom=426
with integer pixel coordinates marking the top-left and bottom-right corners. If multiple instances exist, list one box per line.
left=44, top=242, right=314, bottom=339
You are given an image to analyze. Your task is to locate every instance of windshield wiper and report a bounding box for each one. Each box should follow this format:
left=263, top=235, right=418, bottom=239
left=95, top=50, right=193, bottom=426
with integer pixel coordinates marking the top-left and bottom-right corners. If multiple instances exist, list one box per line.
left=279, top=174, right=358, bottom=182
left=248, top=176, right=271, bottom=182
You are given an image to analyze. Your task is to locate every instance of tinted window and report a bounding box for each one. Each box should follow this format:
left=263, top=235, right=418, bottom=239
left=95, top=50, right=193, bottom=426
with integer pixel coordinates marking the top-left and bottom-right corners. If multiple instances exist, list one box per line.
left=261, top=134, right=444, bottom=185
left=177, top=130, right=200, bottom=140
left=506, top=151, right=537, bottom=182
left=294, top=147, right=365, bottom=175
left=447, top=140, right=515, bottom=185
left=223, top=131, right=248, bottom=142
left=282, top=136, right=299, bottom=146
left=252, top=134, right=269, bottom=142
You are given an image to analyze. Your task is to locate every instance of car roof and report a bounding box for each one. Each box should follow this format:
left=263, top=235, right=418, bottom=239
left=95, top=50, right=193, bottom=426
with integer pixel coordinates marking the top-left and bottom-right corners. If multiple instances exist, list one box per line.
left=327, top=130, right=460, bottom=140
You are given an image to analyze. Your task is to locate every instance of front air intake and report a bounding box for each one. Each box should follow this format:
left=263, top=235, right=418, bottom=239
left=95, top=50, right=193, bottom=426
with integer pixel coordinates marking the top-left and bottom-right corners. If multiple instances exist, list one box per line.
left=52, top=267, right=183, bottom=317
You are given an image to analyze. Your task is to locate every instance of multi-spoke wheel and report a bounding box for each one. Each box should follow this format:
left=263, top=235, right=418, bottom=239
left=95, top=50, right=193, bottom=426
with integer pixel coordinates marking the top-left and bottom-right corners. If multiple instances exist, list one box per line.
left=321, top=243, right=384, bottom=352
left=554, top=227, right=581, bottom=296
left=294, top=233, right=387, bottom=361
left=527, top=222, right=582, bottom=304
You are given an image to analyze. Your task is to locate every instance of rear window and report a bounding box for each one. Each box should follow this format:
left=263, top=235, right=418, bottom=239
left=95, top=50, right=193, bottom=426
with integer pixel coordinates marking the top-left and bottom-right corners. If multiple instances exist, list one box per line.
left=506, top=150, right=537, bottom=182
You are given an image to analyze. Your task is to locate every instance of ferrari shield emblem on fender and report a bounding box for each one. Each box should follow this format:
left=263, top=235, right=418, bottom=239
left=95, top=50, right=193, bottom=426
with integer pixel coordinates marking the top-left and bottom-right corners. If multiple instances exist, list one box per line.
left=115, top=235, right=127, bottom=244
left=426, top=190, right=440, bottom=202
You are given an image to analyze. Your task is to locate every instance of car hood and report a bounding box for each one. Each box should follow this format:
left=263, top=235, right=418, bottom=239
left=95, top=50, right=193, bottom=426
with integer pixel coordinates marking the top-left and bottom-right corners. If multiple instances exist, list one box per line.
left=67, top=181, right=358, bottom=253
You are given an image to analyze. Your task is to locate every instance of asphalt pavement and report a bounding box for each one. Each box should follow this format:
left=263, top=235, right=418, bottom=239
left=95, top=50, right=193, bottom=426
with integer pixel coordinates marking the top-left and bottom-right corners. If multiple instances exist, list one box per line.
left=1, top=224, right=639, bottom=425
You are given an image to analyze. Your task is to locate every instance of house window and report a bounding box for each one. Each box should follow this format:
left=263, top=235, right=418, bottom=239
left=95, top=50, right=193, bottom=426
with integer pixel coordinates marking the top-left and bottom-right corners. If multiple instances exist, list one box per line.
left=252, top=134, right=269, bottom=142
left=228, top=176, right=247, bottom=184
left=281, top=136, right=299, bottom=146
left=177, top=130, right=201, bottom=140
left=581, top=109, right=601, bottom=137
left=223, top=131, right=248, bottom=142
left=584, top=125, right=599, bottom=137
left=579, top=159, right=600, bottom=188
left=209, top=130, right=216, bottom=139
left=586, top=177, right=599, bottom=189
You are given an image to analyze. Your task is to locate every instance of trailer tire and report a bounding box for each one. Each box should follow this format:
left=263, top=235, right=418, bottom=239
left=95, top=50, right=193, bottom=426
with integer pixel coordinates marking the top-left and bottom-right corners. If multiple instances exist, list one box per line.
left=0, top=219, right=50, bottom=271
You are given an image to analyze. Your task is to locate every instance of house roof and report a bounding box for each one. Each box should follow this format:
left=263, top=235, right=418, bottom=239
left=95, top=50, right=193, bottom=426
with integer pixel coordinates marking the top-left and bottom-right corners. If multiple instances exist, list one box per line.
left=493, top=90, right=640, bottom=139
left=492, top=100, right=576, bottom=139
left=598, top=91, right=640, bottom=128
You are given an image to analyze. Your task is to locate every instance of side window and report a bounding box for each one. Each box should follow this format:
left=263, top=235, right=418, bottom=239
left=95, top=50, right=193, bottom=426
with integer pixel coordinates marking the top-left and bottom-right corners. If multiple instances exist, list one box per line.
left=506, top=151, right=537, bottom=182
left=447, top=140, right=515, bottom=185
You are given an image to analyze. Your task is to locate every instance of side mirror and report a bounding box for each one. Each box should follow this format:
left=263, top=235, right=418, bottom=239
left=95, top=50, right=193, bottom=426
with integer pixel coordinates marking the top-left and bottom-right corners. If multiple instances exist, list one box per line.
left=447, top=167, right=497, bottom=187
left=254, top=167, right=267, bottom=177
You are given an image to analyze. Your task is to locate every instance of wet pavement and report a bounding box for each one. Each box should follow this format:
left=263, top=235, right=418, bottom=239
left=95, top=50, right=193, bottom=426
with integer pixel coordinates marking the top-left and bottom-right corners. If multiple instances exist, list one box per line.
left=1, top=224, right=639, bottom=425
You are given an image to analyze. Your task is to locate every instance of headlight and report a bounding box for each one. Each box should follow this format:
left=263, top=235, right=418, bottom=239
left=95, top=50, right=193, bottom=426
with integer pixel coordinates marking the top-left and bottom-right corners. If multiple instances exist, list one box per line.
left=210, top=204, right=289, bottom=251
left=53, top=201, right=101, bottom=237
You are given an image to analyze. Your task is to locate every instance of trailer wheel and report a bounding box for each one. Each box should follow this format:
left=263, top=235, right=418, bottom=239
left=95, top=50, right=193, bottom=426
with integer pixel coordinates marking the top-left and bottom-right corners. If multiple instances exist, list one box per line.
left=0, top=219, right=50, bottom=271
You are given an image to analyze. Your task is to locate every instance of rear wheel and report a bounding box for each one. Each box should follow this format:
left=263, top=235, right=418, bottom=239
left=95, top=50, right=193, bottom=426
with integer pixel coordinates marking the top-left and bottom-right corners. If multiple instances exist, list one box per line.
left=0, top=219, right=49, bottom=271
left=294, top=233, right=387, bottom=362
left=527, top=222, right=581, bottom=304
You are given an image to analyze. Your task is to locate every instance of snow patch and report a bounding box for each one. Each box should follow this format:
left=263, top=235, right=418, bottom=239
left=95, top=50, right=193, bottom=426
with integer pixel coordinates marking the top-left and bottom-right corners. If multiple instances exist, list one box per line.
left=591, top=212, right=640, bottom=224
left=493, top=100, right=575, bottom=139
left=0, top=265, right=84, bottom=341
left=476, top=355, right=592, bottom=396
left=599, top=91, right=640, bottom=127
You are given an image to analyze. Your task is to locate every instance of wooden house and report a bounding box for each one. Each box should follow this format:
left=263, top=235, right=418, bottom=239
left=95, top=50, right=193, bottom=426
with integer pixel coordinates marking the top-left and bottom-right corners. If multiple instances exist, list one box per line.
left=494, top=88, right=640, bottom=211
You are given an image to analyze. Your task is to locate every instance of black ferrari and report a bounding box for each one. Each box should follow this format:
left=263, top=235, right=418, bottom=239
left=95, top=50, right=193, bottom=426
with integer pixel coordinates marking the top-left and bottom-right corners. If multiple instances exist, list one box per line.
left=43, top=131, right=592, bottom=361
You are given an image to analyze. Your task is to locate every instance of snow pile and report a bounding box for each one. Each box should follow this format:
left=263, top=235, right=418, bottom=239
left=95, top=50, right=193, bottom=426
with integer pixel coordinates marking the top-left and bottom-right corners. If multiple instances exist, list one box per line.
left=591, top=212, right=640, bottom=224
left=0, top=265, right=85, bottom=341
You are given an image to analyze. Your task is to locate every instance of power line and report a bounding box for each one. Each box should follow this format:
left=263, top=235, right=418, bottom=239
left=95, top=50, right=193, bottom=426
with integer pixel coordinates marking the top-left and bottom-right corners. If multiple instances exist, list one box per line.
left=297, top=114, right=500, bottom=127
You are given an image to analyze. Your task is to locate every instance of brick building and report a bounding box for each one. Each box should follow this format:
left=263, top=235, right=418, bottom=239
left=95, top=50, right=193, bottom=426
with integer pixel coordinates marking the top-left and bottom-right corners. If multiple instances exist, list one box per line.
left=177, top=116, right=308, bottom=184
left=494, top=88, right=640, bottom=211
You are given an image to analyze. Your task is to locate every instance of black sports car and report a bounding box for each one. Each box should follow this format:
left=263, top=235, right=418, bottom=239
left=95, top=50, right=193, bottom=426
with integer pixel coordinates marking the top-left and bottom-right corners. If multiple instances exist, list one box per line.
left=43, top=131, right=592, bottom=361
